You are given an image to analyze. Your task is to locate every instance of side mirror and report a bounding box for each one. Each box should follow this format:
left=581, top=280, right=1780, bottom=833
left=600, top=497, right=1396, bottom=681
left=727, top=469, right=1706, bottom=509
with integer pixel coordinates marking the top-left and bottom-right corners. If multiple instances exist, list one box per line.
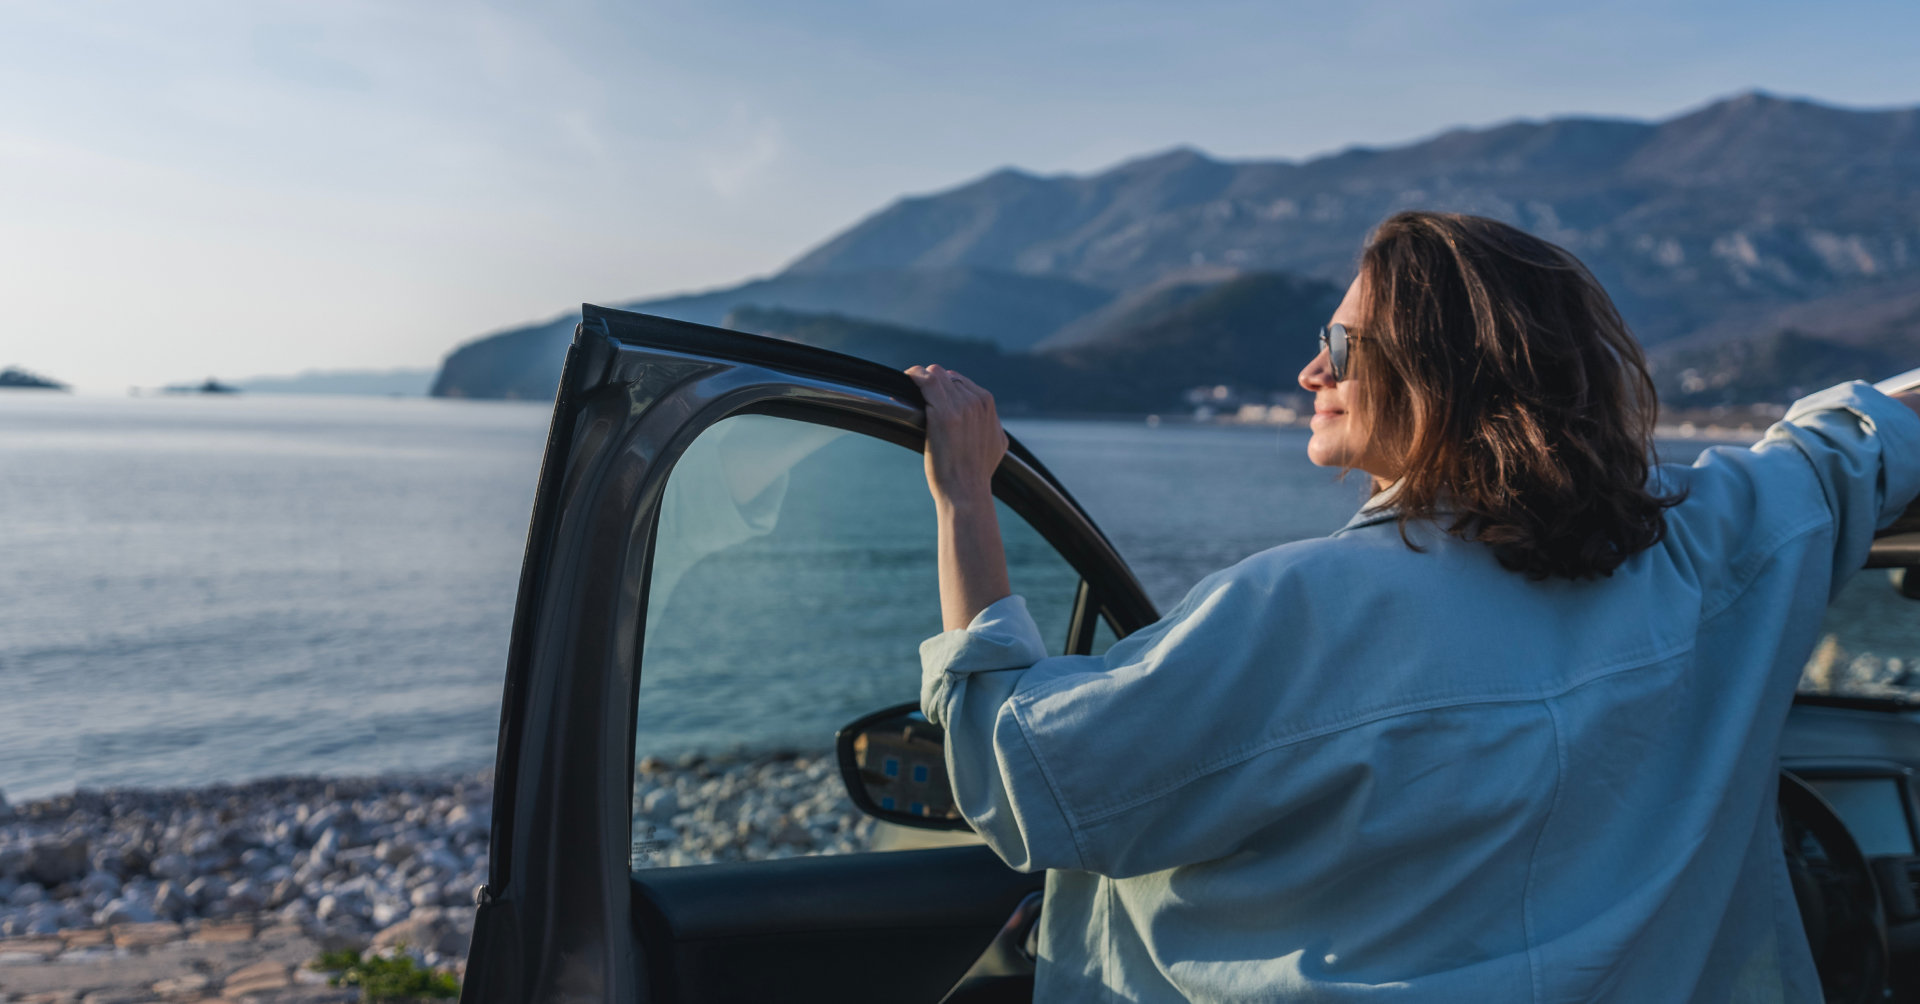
left=1866, top=497, right=1920, bottom=599
left=835, top=701, right=971, bottom=831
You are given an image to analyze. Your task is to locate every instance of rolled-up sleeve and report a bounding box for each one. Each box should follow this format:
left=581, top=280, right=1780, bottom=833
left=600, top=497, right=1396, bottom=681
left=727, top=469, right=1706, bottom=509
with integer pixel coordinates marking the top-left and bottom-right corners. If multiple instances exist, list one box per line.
left=918, top=595, right=1088, bottom=871
left=1770, top=380, right=1920, bottom=595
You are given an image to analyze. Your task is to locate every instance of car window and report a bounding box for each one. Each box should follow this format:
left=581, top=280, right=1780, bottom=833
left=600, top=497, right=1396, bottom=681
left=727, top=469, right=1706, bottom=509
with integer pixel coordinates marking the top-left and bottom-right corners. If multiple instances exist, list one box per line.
left=1799, top=568, right=1920, bottom=701
left=630, top=414, right=1083, bottom=869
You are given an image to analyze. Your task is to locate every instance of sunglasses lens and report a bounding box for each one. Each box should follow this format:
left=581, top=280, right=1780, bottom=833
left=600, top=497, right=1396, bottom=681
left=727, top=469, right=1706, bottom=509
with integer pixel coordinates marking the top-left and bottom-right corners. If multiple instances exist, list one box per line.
left=1326, top=324, right=1347, bottom=381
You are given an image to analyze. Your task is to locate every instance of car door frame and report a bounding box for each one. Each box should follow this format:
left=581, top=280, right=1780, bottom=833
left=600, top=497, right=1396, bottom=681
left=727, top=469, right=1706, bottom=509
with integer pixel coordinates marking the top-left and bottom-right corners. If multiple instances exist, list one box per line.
left=461, top=303, right=1158, bottom=1004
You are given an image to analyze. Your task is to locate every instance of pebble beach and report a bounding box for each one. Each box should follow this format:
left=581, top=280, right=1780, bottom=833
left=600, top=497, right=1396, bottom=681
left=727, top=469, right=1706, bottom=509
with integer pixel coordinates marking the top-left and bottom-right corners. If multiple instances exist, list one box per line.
left=0, top=752, right=882, bottom=1000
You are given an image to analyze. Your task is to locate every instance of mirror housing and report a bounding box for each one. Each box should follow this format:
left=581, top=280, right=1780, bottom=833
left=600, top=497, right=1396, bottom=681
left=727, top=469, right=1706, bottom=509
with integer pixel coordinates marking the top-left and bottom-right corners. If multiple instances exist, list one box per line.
left=1867, top=497, right=1920, bottom=599
left=836, top=701, right=971, bottom=831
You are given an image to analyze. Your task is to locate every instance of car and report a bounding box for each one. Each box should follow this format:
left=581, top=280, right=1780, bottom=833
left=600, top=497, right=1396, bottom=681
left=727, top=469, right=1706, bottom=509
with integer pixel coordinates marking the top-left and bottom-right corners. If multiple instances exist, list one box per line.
left=457, top=304, right=1920, bottom=1004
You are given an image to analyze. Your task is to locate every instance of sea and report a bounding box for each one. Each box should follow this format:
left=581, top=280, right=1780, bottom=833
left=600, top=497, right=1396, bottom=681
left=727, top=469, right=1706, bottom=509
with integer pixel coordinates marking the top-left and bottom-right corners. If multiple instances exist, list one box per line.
left=1, top=392, right=1912, bottom=801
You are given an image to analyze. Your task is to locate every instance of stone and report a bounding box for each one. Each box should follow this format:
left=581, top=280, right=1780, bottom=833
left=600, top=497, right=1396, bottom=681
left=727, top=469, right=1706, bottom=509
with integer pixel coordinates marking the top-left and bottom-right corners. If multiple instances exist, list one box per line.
left=315, top=924, right=368, bottom=954
left=95, top=898, right=157, bottom=927
left=152, top=973, right=212, bottom=998
left=80, top=871, right=122, bottom=901
left=147, top=854, right=194, bottom=884
left=221, top=960, right=292, bottom=996
left=151, top=882, right=189, bottom=919
left=79, top=989, right=151, bottom=1004
left=369, top=901, right=408, bottom=927
left=190, top=919, right=255, bottom=943
left=370, top=912, right=465, bottom=958
left=10, top=882, right=49, bottom=906
left=61, top=927, right=112, bottom=949
left=111, top=921, right=184, bottom=948
left=14, top=835, right=91, bottom=887
left=372, top=840, right=413, bottom=867
left=183, top=877, right=227, bottom=907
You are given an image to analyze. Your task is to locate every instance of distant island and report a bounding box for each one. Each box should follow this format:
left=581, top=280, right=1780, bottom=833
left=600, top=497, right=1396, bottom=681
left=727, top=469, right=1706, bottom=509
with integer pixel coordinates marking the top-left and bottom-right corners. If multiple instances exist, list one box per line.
left=0, top=366, right=68, bottom=391
left=163, top=378, right=241, bottom=395
left=429, top=92, right=1920, bottom=416
left=236, top=368, right=435, bottom=397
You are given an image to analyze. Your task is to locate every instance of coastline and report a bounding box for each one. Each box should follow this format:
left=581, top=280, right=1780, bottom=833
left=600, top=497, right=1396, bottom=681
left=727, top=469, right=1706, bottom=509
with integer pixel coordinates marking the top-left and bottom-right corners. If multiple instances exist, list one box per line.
left=1, top=751, right=878, bottom=944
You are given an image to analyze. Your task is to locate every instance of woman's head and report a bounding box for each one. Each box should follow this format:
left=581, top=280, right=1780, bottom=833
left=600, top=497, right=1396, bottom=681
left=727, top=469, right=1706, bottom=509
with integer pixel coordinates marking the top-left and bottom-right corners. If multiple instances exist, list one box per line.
left=1297, top=210, right=1678, bottom=580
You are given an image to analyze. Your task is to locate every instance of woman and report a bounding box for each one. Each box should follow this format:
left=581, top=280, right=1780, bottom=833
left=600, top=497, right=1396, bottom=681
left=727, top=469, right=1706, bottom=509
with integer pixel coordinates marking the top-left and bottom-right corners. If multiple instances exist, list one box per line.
left=903, top=211, right=1920, bottom=1002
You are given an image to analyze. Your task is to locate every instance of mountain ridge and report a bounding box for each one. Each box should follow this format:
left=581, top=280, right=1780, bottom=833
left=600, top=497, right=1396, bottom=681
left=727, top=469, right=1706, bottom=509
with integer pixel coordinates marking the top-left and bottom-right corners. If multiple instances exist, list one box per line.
left=432, top=90, right=1920, bottom=406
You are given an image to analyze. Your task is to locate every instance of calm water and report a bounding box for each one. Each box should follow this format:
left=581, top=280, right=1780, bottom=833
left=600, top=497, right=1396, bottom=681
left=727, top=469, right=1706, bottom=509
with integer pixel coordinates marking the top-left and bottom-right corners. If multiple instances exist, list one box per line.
left=1, top=394, right=1911, bottom=800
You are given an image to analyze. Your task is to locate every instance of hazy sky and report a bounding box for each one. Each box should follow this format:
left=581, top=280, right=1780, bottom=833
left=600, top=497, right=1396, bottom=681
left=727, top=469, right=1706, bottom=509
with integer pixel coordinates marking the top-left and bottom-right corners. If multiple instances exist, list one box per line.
left=3, top=0, right=1916, bottom=392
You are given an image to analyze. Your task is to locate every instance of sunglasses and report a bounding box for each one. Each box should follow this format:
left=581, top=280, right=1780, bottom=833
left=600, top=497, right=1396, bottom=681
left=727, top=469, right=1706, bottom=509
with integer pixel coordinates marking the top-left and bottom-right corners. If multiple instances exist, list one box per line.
left=1318, top=323, right=1353, bottom=382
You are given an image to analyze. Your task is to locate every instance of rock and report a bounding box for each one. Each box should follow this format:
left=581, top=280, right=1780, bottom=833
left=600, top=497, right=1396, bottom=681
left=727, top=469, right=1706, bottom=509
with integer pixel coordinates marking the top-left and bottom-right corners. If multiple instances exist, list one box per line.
left=150, top=881, right=188, bottom=919
left=370, top=911, right=465, bottom=957
left=62, top=927, right=112, bottom=948
left=92, top=897, right=151, bottom=927
left=79, top=871, right=121, bottom=902
left=370, top=901, right=408, bottom=927
left=372, top=839, right=413, bottom=866
left=222, top=879, right=264, bottom=913
left=315, top=923, right=369, bottom=954
left=183, top=875, right=227, bottom=906
left=641, top=788, right=679, bottom=821
left=112, top=920, right=184, bottom=947
left=78, top=988, right=149, bottom=1004
left=146, top=853, right=193, bottom=884
left=267, top=878, right=300, bottom=909
left=302, top=806, right=344, bottom=844
left=222, top=959, right=292, bottom=996
left=151, top=973, right=211, bottom=998
left=189, top=918, right=256, bottom=943
left=10, top=881, right=48, bottom=906
left=6, top=834, right=90, bottom=887
left=408, top=885, right=441, bottom=908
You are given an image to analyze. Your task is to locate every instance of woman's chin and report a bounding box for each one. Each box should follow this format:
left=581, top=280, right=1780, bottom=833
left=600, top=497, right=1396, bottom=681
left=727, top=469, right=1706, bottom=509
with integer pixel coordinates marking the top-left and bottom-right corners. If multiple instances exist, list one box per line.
left=1305, top=436, right=1345, bottom=468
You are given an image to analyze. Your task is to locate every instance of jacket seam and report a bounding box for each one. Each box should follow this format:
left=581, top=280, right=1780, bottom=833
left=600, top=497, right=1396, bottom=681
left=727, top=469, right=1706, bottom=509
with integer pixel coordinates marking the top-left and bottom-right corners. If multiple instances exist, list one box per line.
left=1695, top=508, right=1827, bottom=624
left=1056, top=648, right=1692, bottom=826
left=1524, top=699, right=1565, bottom=1004
left=1012, top=699, right=1095, bottom=871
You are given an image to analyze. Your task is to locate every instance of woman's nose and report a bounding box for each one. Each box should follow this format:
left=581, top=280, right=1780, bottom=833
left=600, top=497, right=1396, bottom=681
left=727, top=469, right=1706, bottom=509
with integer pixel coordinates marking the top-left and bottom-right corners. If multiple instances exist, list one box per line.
left=1299, top=348, right=1336, bottom=391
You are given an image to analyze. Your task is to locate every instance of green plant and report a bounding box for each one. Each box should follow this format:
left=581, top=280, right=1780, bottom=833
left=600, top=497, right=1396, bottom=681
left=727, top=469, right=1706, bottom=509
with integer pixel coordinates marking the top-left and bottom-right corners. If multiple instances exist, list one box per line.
left=311, top=947, right=459, bottom=1001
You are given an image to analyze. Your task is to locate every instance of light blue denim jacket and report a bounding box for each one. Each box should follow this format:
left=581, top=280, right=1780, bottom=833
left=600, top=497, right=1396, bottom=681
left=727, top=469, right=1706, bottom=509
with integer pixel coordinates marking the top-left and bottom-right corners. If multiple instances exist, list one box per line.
left=919, top=381, right=1920, bottom=1003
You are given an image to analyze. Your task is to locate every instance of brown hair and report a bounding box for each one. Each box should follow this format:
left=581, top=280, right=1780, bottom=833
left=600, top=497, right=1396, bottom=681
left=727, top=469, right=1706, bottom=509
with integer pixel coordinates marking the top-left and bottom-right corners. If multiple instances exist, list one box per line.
left=1349, top=211, right=1680, bottom=580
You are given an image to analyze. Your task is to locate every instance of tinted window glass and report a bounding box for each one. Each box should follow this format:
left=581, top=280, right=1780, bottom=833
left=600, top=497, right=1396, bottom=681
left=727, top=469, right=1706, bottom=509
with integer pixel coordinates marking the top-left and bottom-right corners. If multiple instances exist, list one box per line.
left=1800, top=571, right=1920, bottom=702
left=631, top=415, right=1078, bottom=869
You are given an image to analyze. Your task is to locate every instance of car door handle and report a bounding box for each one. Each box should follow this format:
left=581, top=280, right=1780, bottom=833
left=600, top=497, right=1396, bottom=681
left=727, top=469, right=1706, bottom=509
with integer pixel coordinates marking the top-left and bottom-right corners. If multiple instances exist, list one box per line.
left=939, top=891, right=1044, bottom=1004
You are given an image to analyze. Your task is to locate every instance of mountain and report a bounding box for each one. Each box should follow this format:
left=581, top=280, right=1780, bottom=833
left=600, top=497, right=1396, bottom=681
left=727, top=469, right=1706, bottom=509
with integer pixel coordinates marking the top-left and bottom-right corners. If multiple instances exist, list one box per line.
left=1036, top=273, right=1343, bottom=412
left=722, top=272, right=1341, bottom=414
left=1649, top=281, right=1920, bottom=406
left=433, top=91, right=1920, bottom=405
left=237, top=368, right=436, bottom=396
left=432, top=313, right=578, bottom=400
left=636, top=268, right=1112, bottom=351
left=788, top=92, right=1920, bottom=346
left=721, top=307, right=1071, bottom=413
left=431, top=267, right=1113, bottom=400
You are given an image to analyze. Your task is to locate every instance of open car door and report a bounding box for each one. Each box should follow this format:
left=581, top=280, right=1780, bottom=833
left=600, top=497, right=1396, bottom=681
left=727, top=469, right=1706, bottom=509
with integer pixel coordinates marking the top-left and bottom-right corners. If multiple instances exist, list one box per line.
left=460, top=304, right=1158, bottom=1004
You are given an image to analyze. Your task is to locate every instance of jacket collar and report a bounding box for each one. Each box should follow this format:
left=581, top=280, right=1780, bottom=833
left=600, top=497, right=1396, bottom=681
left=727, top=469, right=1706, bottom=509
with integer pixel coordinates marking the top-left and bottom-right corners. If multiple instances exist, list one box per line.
left=1333, top=480, right=1405, bottom=535
left=1332, top=481, right=1462, bottom=537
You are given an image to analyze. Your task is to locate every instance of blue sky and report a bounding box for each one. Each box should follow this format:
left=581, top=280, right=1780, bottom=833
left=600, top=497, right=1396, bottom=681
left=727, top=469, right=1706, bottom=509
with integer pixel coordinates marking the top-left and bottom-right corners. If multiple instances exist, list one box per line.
left=2, top=0, right=1916, bottom=391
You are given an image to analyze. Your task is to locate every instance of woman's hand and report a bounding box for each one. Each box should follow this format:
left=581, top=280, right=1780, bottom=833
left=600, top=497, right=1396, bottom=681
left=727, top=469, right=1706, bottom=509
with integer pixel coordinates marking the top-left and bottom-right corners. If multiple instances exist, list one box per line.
left=906, top=364, right=1008, bottom=509
left=905, top=364, right=1013, bottom=630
